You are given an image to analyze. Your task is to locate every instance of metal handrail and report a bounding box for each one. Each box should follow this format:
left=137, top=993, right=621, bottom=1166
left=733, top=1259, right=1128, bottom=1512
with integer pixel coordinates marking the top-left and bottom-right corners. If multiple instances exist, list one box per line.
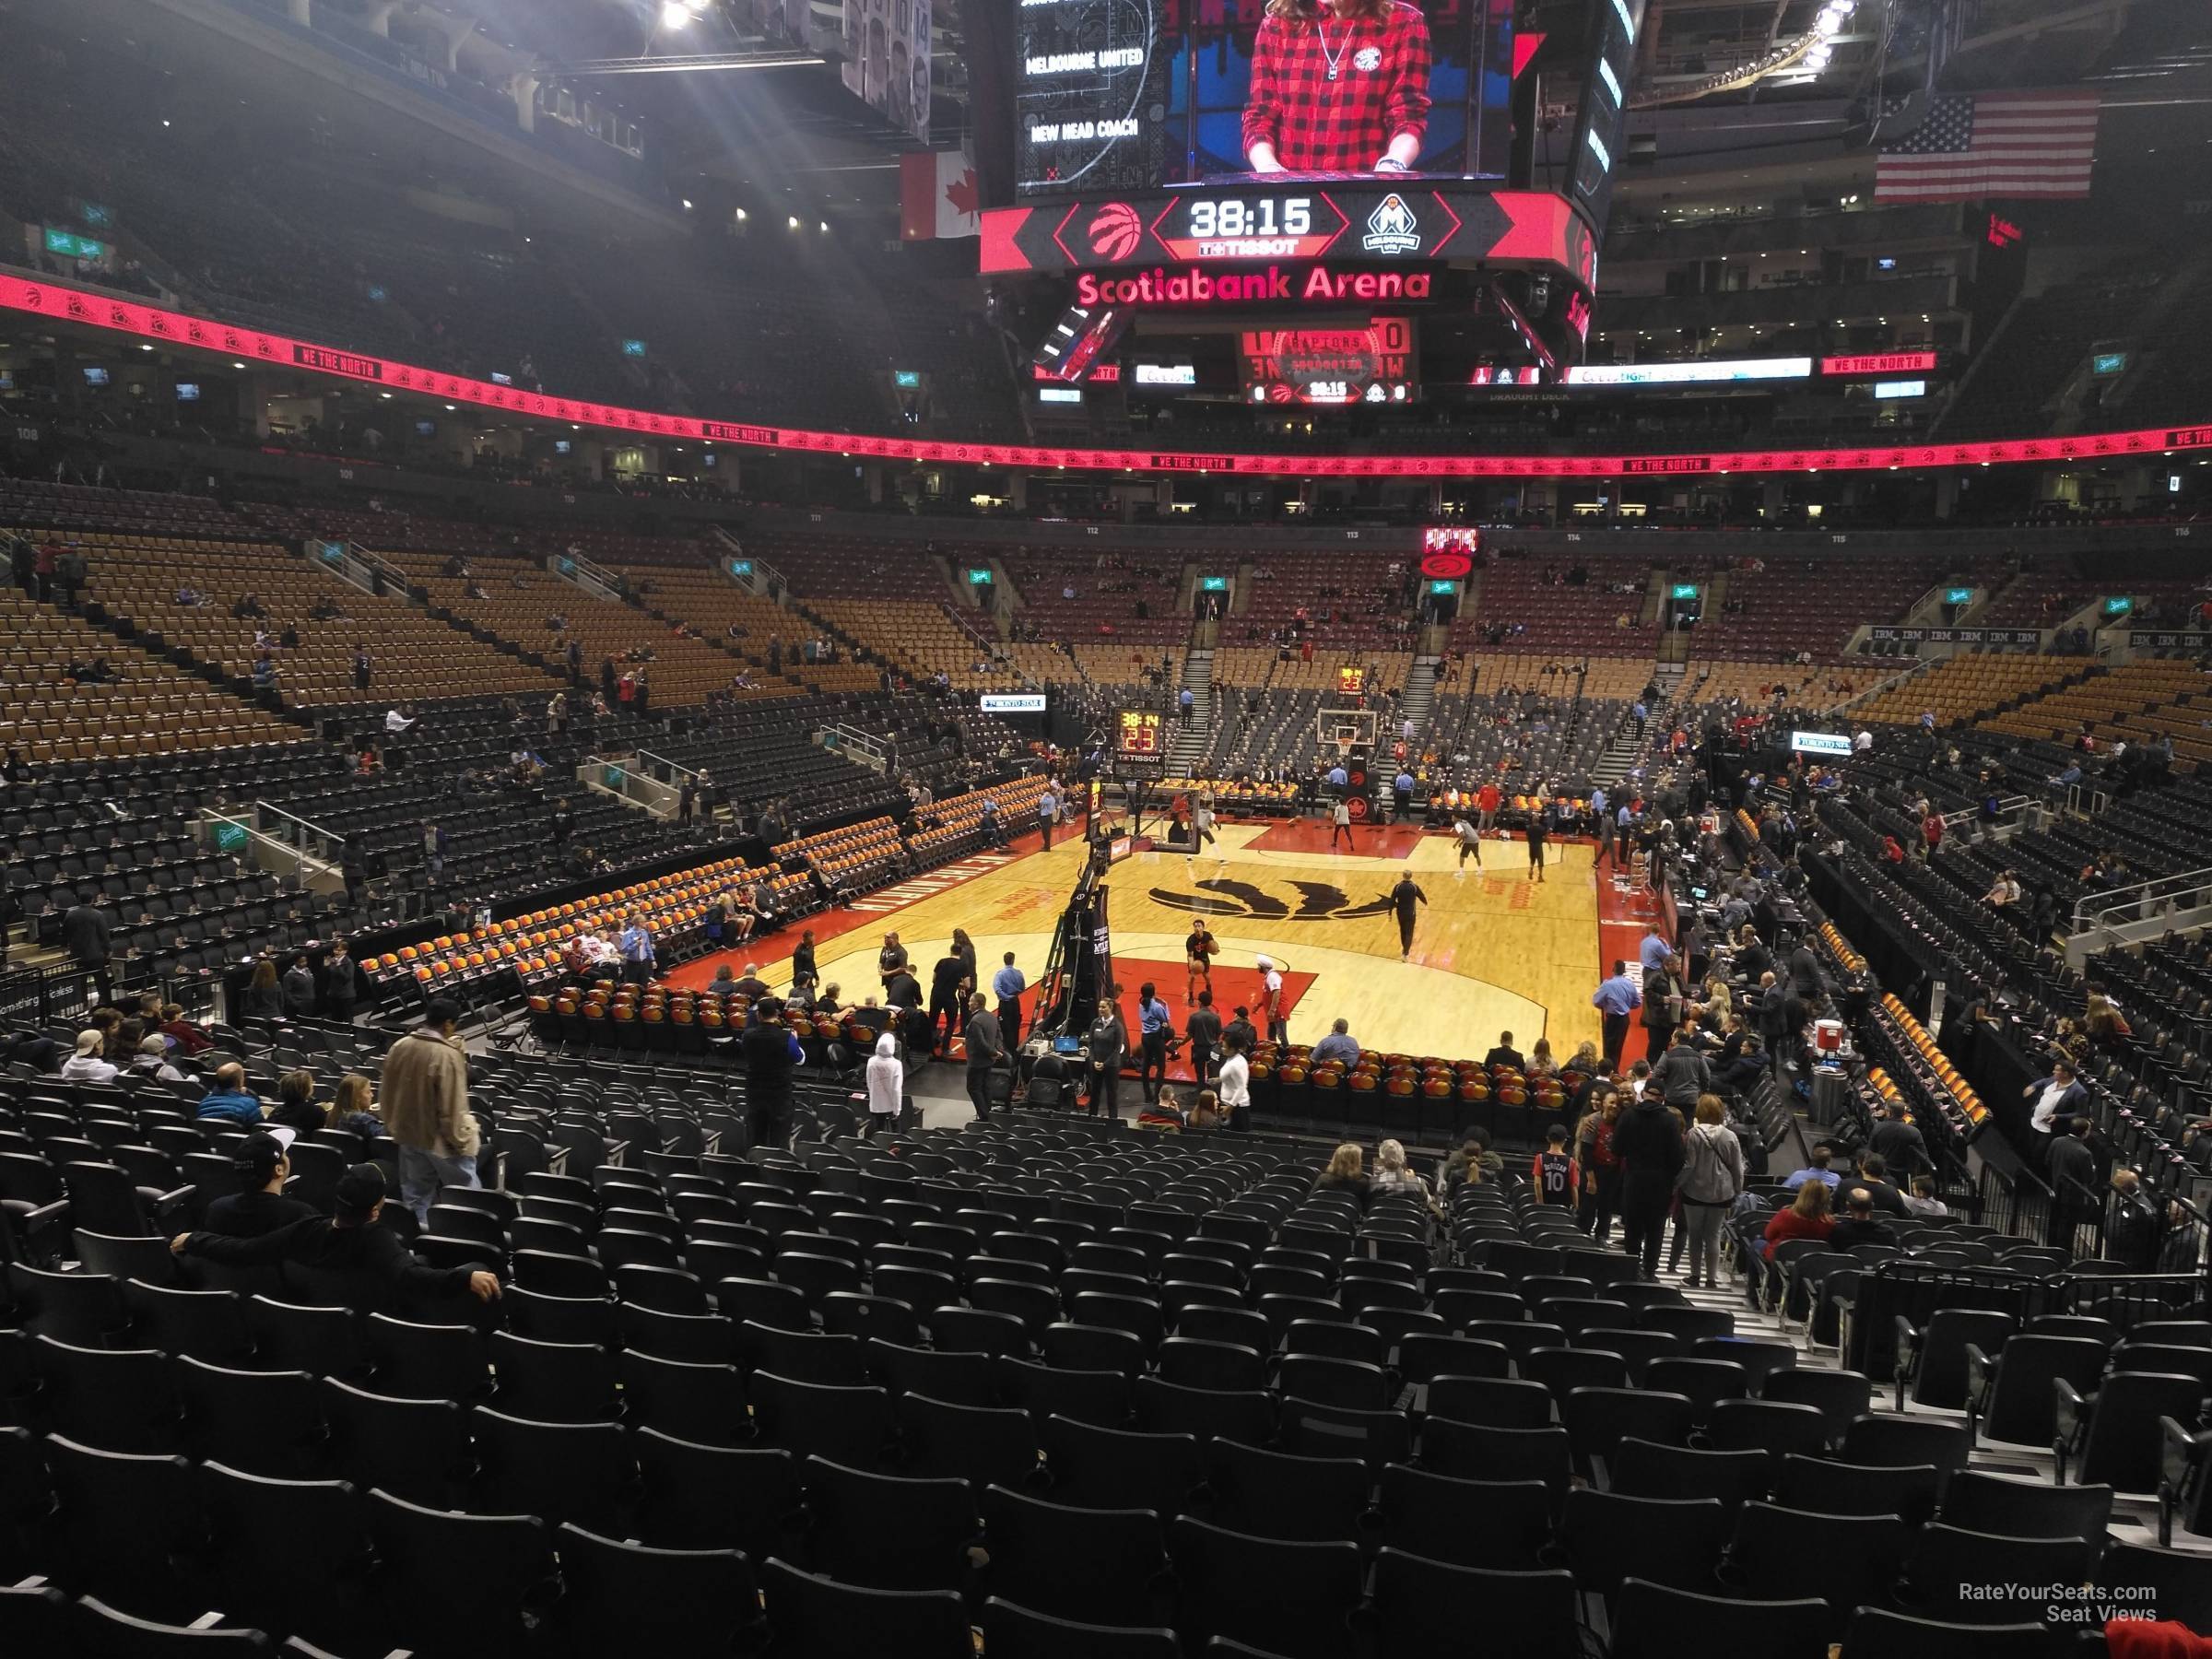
left=252, top=800, right=347, bottom=866
left=2071, top=864, right=2212, bottom=935
left=633, top=747, right=707, bottom=784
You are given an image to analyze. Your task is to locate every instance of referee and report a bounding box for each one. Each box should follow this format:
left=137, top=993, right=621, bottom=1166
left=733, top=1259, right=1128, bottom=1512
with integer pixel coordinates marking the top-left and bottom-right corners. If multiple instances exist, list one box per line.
left=1388, top=875, right=1429, bottom=960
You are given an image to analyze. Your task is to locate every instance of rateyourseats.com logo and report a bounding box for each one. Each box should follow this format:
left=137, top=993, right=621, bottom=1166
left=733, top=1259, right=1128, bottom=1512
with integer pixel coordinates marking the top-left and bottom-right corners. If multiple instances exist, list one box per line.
left=1957, top=1583, right=2158, bottom=1625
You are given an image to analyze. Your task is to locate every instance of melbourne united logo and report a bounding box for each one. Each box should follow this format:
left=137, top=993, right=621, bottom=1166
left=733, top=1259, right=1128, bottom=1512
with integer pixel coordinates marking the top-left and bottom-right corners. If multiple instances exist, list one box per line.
left=1088, top=203, right=1143, bottom=262
left=1361, top=194, right=1420, bottom=256
left=1147, top=878, right=1393, bottom=922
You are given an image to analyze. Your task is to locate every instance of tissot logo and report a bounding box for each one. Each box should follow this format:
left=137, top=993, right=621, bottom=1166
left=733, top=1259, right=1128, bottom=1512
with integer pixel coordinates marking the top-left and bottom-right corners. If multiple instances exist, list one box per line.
left=1147, top=878, right=1392, bottom=922
left=1360, top=194, right=1420, bottom=255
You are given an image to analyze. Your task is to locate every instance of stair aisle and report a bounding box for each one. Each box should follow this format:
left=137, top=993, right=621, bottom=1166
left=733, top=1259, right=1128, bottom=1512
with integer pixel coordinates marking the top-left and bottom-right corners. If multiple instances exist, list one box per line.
left=1166, top=646, right=1216, bottom=772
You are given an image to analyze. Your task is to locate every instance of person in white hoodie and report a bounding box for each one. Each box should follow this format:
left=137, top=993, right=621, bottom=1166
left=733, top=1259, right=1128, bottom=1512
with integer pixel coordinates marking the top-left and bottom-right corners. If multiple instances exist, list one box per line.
left=865, top=1030, right=904, bottom=1138
left=1676, top=1094, right=1747, bottom=1288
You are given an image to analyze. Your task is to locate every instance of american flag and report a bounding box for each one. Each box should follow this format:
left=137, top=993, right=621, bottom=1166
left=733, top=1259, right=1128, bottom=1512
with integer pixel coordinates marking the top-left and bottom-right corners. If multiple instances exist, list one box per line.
left=1876, top=89, right=2100, bottom=202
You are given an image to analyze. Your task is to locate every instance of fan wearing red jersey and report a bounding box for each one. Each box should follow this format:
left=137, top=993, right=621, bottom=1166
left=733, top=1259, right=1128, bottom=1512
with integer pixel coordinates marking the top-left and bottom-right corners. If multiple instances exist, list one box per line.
left=1242, top=0, right=1432, bottom=176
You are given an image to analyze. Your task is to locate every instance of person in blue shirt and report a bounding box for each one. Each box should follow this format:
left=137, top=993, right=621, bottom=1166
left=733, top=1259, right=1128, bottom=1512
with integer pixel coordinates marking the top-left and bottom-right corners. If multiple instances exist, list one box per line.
left=992, top=951, right=1027, bottom=1046
left=1590, top=960, right=1642, bottom=1072
left=1638, top=924, right=1672, bottom=974
left=1392, top=769, right=1417, bottom=823
left=196, top=1063, right=265, bottom=1126
left=1312, top=1018, right=1360, bottom=1069
left=1037, top=790, right=1057, bottom=851
left=1325, top=764, right=1348, bottom=793
left=1783, top=1146, right=1842, bottom=1191
left=1178, top=687, right=1194, bottom=723
left=618, top=912, right=656, bottom=987
left=1135, top=982, right=1173, bottom=1102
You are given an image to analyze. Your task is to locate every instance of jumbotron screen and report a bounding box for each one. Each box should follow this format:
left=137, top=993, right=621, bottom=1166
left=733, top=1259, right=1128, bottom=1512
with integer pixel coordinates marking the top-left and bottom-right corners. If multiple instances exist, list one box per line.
left=1241, top=316, right=1417, bottom=406
left=1018, top=0, right=1513, bottom=198
left=1017, top=0, right=1172, bottom=198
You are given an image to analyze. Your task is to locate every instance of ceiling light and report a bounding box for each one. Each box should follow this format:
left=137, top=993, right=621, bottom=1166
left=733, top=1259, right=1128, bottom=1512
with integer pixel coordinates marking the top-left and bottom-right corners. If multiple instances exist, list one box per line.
left=788, top=216, right=800, bottom=229
left=660, top=1, right=696, bottom=29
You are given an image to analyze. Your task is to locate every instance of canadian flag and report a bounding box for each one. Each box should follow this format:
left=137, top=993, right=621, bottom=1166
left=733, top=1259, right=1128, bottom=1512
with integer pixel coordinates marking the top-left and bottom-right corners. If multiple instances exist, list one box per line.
left=900, top=147, right=981, bottom=241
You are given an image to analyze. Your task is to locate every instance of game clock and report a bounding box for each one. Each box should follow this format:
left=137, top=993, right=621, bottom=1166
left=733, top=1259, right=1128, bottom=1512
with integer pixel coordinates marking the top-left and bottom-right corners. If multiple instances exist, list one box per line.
left=1114, top=709, right=1165, bottom=760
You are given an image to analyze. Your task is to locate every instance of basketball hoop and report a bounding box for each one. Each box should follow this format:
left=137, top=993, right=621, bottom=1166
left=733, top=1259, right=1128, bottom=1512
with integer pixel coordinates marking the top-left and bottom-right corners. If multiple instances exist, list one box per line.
left=1335, top=735, right=1355, bottom=767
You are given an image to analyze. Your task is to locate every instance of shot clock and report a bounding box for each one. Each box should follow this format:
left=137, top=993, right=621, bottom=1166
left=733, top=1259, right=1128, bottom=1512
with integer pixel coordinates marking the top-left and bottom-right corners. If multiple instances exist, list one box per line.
left=1114, top=709, right=1166, bottom=761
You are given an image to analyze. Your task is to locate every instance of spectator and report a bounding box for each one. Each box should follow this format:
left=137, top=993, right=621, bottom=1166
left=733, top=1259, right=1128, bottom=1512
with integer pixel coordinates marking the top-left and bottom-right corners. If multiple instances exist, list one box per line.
left=1312, top=1018, right=1360, bottom=1069
left=1484, top=1030, right=1525, bottom=1072
left=324, top=940, right=365, bottom=1023
left=327, top=1074, right=382, bottom=1138
left=196, top=1063, right=265, bottom=1126
left=1613, top=1085, right=1686, bottom=1281
left=160, top=1003, right=215, bottom=1055
left=1577, top=1092, right=1625, bottom=1243
left=1215, top=1036, right=1252, bottom=1132
left=1902, top=1175, right=1949, bottom=1218
left=863, top=1030, right=902, bottom=1138
left=1530, top=1125, right=1578, bottom=1209
left=63, top=900, right=113, bottom=1005
left=1753, top=1177, right=1836, bottom=1308
left=742, top=998, right=806, bottom=1151
left=1827, top=1188, right=1897, bottom=1252
left=1649, top=1026, right=1711, bottom=1107
left=60, top=1029, right=118, bottom=1083
left=1677, top=1096, right=1746, bottom=1289
left=281, top=956, right=318, bottom=1019
left=2047, top=1116, right=2099, bottom=1250
left=1370, top=1139, right=1432, bottom=1206
left=1782, top=1145, right=1842, bottom=1191
left=172, top=1164, right=500, bottom=1308
left=129, top=1033, right=188, bottom=1083
left=1313, top=1142, right=1371, bottom=1209
left=963, top=993, right=1006, bottom=1123
left=1868, top=1101, right=1928, bottom=1175
left=381, top=998, right=479, bottom=1222
left=237, top=958, right=286, bottom=1023
left=205, top=1133, right=319, bottom=1237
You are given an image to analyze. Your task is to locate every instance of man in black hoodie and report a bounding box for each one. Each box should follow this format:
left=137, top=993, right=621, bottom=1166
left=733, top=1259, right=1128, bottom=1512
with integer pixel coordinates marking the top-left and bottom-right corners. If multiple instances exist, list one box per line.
left=172, top=1164, right=500, bottom=1309
left=202, top=1134, right=319, bottom=1238
left=1612, top=1086, right=1686, bottom=1281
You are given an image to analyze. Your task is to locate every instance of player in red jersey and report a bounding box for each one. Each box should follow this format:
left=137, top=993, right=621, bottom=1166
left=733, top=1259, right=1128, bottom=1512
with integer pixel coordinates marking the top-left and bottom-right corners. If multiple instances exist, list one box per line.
left=1242, top=0, right=1431, bottom=176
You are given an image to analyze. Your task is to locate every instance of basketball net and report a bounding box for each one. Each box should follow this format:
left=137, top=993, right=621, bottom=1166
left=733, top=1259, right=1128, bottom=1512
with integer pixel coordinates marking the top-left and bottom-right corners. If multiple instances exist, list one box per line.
left=1335, top=736, right=1354, bottom=766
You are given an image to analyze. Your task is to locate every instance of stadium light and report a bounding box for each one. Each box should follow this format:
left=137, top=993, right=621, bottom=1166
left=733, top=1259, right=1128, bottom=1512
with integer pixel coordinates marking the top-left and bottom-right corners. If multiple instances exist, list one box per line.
left=660, top=2, right=697, bottom=29
left=788, top=216, right=799, bottom=229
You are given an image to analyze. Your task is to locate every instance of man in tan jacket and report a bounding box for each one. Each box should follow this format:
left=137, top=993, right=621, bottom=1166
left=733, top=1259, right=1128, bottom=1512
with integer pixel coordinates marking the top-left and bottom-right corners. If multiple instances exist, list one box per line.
left=380, top=997, right=479, bottom=1222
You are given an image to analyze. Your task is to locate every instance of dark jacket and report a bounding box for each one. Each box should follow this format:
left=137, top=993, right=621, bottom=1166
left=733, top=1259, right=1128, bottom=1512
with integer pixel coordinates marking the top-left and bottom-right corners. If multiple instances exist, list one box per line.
left=1087, top=1010, right=1126, bottom=1068
left=740, top=1023, right=804, bottom=1113
left=2048, top=1133, right=2099, bottom=1201
left=63, top=903, right=111, bottom=964
left=1312, top=1171, right=1371, bottom=1210
left=1221, top=1017, right=1257, bottom=1055
left=180, top=1216, right=484, bottom=1304
left=965, top=1009, right=1006, bottom=1073
left=1484, top=1045, right=1525, bottom=1073
left=1826, top=1216, right=1897, bottom=1252
left=1788, top=945, right=1821, bottom=1000
left=1649, top=1045, right=1712, bottom=1107
left=1868, top=1118, right=1927, bottom=1174
left=1610, top=1099, right=1685, bottom=1181
left=203, top=1189, right=320, bottom=1238
left=281, top=966, right=318, bottom=1018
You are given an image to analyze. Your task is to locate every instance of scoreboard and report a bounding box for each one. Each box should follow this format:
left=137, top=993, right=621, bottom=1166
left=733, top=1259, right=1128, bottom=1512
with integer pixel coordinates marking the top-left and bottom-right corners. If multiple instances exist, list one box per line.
left=1114, top=709, right=1166, bottom=761
left=1241, top=318, right=1417, bottom=406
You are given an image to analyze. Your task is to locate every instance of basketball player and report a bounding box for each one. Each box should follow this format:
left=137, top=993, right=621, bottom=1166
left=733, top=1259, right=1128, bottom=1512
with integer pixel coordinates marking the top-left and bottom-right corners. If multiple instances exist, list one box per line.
left=1256, top=955, right=1288, bottom=1045
left=1453, top=815, right=1482, bottom=873
left=1387, top=874, right=1428, bottom=960
left=1184, top=919, right=1218, bottom=1005
left=1525, top=809, right=1547, bottom=884
left=1330, top=795, right=1355, bottom=852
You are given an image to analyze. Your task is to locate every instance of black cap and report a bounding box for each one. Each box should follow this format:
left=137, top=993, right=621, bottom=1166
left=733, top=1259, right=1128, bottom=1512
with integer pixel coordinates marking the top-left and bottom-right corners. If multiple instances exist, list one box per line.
left=335, top=1164, right=387, bottom=1216
left=231, top=1133, right=287, bottom=1183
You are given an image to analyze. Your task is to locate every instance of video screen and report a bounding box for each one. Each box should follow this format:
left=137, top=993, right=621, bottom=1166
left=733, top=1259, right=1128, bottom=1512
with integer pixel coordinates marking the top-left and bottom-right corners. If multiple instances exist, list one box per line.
left=1169, top=0, right=1501, bottom=183
left=1017, top=0, right=1511, bottom=199
left=1241, top=316, right=1418, bottom=406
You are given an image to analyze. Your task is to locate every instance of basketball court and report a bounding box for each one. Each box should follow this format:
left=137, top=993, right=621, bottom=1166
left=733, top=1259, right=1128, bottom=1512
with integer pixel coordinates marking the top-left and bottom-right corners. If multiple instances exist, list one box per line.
left=665, top=816, right=1666, bottom=1081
